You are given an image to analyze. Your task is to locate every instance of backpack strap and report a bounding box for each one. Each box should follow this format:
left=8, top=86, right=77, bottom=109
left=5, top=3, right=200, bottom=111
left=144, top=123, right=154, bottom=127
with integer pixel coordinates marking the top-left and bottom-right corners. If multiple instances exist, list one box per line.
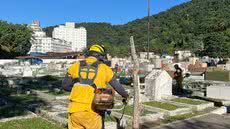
left=78, top=60, right=99, bottom=88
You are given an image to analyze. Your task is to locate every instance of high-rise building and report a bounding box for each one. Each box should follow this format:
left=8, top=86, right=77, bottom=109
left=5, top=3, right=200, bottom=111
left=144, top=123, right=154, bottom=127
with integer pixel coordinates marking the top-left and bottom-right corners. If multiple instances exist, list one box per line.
left=52, top=22, right=87, bottom=51
left=29, top=21, right=72, bottom=54
left=30, top=20, right=41, bottom=31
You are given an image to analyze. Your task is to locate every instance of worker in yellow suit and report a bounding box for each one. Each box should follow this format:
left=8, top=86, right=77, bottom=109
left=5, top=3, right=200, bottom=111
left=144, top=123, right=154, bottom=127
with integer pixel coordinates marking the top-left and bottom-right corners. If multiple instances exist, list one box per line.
left=62, top=44, right=128, bottom=129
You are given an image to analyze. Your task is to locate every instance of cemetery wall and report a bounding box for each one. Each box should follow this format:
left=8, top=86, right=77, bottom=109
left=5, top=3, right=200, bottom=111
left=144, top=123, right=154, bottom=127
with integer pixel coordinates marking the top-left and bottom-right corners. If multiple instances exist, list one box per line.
left=42, top=59, right=77, bottom=64
left=0, top=59, right=78, bottom=65
left=0, top=60, right=18, bottom=65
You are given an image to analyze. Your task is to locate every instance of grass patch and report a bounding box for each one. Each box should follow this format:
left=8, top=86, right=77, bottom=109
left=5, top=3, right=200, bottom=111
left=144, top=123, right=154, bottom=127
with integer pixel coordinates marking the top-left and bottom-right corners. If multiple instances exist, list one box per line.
left=114, top=105, right=154, bottom=116
left=172, top=98, right=207, bottom=105
left=0, top=118, right=65, bottom=129
left=0, top=87, right=16, bottom=96
left=0, top=105, right=27, bottom=119
left=162, top=112, right=204, bottom=123
left=143, top=101, right=178, bottom=111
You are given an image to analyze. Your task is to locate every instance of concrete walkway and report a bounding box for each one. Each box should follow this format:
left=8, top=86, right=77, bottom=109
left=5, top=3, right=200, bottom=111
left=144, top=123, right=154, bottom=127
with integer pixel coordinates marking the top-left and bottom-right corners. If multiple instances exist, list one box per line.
left=149, top=114, right=230, bottom=129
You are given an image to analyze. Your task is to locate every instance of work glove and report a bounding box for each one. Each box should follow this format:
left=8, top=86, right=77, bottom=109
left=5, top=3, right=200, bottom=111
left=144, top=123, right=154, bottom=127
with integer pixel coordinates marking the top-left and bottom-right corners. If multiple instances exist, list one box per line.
left=122, top=97, right=128, bottom=105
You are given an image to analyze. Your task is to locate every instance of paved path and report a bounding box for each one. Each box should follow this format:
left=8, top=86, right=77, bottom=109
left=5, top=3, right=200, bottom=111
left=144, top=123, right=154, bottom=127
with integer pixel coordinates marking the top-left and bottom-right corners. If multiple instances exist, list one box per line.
left=148, top=114, right=230, bottom=129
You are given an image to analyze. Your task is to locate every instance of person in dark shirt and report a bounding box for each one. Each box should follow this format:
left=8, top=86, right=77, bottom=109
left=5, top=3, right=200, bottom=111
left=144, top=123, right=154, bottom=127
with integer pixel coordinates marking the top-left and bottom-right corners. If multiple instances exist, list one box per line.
left=174, top=64, right=183, bottom=95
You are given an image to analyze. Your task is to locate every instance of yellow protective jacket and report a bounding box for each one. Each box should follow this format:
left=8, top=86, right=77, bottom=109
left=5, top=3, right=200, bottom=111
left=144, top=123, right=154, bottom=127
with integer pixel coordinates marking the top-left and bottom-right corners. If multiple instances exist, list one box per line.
left=67, top=56, right=114, bottom=114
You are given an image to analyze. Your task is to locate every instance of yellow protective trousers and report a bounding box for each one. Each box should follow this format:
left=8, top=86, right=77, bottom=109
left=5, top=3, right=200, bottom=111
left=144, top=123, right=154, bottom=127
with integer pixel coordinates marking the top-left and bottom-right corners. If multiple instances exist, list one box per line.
left=68, top=112, right=102, bottom=129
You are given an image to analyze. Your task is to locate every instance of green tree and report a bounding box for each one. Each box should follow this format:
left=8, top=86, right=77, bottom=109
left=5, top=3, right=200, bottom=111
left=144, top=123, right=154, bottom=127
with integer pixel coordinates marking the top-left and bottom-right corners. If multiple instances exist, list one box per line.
left=0, top=21, right=32, bottom=58
left=202, top=33, right=225, bottom=57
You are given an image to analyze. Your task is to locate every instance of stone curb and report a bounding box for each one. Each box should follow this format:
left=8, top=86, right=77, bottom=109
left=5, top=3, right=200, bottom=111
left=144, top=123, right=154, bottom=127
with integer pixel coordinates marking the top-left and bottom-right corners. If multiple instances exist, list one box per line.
left=210, top=106, right=227, bottom=115
left=195, top=102, right=214, bottom=111
left=39, top=109, right=67, bottom=125
left=141, top=112, right=164, bottom=123
left=32, top=90, right=55, bottom=102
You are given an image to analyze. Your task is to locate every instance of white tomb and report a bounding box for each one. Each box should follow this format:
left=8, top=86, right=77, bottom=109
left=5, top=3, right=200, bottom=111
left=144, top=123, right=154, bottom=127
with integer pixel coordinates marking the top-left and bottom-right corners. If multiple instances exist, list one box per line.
left=207, top=85, right=230, bottom=100
left=145, top=69, right=172, bottom=101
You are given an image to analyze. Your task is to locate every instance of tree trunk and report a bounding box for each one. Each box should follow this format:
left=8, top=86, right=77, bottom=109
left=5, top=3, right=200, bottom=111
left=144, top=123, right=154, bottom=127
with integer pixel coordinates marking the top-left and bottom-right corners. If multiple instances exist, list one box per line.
left=130, top=36, right=140, bottom=129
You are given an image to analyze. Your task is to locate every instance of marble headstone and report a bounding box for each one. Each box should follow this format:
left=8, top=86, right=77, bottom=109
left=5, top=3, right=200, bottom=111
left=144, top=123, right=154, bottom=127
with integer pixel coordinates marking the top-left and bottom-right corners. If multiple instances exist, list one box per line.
left=145, top=69, right=172, bottom=101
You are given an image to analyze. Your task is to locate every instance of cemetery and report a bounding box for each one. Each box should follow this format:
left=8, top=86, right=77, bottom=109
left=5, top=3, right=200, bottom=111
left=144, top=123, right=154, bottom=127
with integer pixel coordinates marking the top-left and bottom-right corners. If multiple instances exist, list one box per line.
left=0, top=56, right=229, bottom=129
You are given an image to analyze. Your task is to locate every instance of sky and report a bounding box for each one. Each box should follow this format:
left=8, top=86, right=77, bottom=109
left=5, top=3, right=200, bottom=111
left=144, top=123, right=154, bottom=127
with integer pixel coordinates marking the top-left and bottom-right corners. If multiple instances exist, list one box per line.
left=0, top=0, right=191, bottom=27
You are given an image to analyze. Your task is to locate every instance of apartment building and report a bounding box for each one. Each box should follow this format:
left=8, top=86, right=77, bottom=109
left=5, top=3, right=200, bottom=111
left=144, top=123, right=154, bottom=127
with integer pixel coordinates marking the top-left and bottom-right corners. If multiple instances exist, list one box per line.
left=29, top=21, right=72, bottom=54
left=52, top=22, right=87, bottom=51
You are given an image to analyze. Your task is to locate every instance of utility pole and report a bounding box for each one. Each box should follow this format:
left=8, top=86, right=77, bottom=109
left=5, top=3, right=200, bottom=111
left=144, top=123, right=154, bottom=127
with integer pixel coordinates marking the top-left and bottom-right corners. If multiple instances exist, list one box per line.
left=130, top=36, right=140, bottom=129
left=147, top=0, right=150, bottom=60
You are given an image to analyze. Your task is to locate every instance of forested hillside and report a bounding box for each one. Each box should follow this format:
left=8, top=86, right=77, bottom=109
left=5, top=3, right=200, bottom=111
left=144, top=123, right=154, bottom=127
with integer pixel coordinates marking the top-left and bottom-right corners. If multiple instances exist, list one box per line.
left=44, top=0, right=230, bottom=57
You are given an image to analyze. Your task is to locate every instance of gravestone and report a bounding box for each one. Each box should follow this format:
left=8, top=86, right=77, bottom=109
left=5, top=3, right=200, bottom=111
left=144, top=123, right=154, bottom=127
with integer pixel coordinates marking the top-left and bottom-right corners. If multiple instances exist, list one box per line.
left=145, top=69, right=172, bottom=101
left=22, top=66, right=33, bottom=77
left=142, top=64, right=155, bottom=72
left=150, top=58, right=161, bottom=69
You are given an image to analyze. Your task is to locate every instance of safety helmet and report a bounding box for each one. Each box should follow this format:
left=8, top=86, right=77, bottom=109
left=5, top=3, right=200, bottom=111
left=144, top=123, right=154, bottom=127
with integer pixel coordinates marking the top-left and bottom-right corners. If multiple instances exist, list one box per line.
left=88, top=44, right=106, bottom=56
